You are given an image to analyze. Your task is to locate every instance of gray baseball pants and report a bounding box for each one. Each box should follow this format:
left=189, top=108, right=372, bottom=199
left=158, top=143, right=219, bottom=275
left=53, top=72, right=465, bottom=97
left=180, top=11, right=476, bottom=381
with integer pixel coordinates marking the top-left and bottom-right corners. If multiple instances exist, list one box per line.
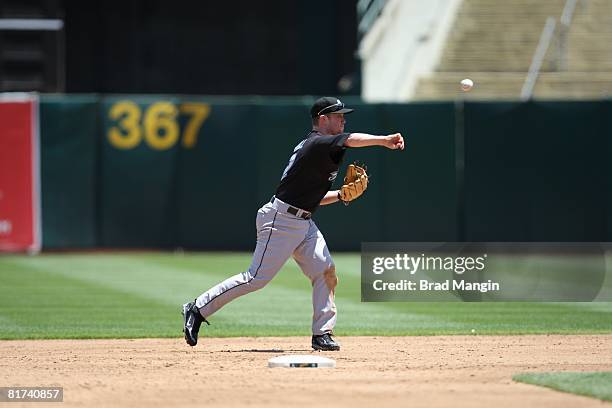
left=194, top=197, right=338, bottom=335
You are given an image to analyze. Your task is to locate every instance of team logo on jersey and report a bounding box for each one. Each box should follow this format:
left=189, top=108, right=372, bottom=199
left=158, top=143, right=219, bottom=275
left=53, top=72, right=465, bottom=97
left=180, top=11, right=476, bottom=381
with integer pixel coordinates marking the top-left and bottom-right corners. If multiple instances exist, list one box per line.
left=328, top=171, right=338, bottom=181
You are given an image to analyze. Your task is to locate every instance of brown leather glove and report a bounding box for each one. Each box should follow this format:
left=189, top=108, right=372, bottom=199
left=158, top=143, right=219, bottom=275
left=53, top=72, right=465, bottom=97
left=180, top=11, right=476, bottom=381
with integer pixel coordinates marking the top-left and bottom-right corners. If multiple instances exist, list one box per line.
left=339, top=162, right=368, bottom=205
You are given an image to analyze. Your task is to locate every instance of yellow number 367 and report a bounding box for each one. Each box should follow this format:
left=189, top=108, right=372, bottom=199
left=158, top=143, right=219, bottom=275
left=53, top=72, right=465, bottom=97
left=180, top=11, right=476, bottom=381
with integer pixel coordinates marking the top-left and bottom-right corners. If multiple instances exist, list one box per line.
left=107, top=101, right=210, bottom=150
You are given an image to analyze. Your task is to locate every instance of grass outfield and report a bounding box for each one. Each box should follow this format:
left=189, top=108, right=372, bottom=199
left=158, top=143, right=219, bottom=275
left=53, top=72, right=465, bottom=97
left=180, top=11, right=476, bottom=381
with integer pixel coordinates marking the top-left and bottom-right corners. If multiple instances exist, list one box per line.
left=513, top=372, right=612, bottom=401
left=0, top=252, right=611, bottom=339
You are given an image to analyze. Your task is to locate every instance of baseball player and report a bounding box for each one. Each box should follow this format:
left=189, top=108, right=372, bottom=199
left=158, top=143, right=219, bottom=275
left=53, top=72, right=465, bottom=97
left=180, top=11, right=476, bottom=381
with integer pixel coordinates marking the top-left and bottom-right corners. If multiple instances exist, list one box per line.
left=183, top=97, right=404, bottom=351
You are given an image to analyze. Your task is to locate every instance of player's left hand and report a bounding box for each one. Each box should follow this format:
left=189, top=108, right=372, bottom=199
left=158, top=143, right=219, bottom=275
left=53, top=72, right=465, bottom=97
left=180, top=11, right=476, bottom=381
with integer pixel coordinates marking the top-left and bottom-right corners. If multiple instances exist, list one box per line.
left=339, top=163, right=369, bottom=205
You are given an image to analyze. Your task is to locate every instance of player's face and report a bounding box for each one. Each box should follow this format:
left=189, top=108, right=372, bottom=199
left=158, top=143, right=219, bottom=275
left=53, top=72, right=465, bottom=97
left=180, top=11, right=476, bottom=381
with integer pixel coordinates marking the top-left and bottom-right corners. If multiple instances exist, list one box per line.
left=325, top=113, right=345, bottom=134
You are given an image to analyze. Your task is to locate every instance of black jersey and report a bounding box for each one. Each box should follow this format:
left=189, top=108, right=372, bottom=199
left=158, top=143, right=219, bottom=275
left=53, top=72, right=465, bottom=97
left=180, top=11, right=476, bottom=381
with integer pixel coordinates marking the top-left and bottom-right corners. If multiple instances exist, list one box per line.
left=275, top=130, right=350, bottom=213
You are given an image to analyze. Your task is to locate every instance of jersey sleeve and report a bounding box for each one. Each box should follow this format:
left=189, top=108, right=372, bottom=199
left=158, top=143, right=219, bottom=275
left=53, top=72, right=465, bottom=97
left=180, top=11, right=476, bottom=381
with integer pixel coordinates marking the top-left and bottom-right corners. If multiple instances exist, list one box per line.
left=311, top=133, right=349, bottom=149
left=331, top=132, right=350, bottom=149
left=312, top=132, right=350, bottom=152
left=325, top=133, right=350, bottom=163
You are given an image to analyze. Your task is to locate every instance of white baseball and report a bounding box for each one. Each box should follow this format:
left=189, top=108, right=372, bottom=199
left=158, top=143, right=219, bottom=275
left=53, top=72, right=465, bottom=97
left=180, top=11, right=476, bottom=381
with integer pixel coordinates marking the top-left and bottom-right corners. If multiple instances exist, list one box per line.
left=461, top=78, right=474, bottom=91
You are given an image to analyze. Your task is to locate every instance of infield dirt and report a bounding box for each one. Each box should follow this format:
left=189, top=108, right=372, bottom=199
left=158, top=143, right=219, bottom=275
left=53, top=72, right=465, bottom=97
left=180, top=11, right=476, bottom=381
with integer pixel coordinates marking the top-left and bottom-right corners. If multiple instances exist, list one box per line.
left=1, top=335, right=611, bottom=407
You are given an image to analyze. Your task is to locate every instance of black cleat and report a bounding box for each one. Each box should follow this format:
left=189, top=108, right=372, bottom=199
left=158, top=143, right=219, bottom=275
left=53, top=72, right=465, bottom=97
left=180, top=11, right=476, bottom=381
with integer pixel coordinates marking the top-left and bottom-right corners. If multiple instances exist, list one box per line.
left=182, top=301, right=209, bottom=346
left=312, top=333, right=340, bottom=351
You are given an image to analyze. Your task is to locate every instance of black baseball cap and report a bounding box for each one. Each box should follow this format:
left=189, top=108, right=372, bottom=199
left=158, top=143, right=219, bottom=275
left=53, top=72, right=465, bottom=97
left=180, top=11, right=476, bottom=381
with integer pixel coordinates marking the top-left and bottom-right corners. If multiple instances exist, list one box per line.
left=310, top=97, right=354, bottom=118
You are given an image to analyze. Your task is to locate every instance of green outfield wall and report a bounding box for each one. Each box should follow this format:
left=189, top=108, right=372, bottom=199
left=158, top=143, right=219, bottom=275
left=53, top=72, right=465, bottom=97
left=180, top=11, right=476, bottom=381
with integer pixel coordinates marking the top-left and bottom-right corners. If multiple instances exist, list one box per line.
left=38, top=96, right=611, bottom=250
left=40, top=95, right=98, bottom=248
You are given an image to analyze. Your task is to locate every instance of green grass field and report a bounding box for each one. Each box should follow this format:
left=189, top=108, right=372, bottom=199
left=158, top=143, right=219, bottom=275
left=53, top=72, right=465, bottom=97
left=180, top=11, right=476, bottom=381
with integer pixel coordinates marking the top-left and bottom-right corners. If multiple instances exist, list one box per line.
left=1, top=252, right=611, bottom=339
left=513, top=372, right=612, bottom=401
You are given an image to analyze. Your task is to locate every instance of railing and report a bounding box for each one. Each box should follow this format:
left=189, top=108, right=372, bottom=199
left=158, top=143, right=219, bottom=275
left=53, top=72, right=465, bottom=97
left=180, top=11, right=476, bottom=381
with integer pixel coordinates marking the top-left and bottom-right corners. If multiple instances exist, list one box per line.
left=558, top=0, right=579, bottom=71
left=521, top=0, right=581, bottom=100
left=0, top=19, right=63, bottom=30
left=357, top=0, right=388, bottom=37
left=521, top=17, right=557, bottom=100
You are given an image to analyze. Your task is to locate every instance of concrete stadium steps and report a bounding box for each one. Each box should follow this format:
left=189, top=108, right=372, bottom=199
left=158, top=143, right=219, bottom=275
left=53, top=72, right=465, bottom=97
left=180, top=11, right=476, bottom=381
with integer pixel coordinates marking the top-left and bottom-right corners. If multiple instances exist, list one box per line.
left=412, top=0, right=612, bottom=100
left=414, top=73, right=526, bottom=100
left=534, top=72, right=612, bottom=98
left=439, top=56, right=557, bottom=72
left=413, top=72, right=612, bottom=101
left=565, top=0, right=612, bottom=71
left=436, top=0, right=565, bottom=73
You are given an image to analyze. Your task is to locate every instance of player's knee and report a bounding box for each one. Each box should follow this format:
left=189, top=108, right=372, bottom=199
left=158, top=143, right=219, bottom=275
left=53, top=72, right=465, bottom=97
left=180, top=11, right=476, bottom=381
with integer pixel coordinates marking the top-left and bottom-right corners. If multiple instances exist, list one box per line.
left=248, top=277, right=269, bottom=291
left=323, top=265, right=338, bottom=291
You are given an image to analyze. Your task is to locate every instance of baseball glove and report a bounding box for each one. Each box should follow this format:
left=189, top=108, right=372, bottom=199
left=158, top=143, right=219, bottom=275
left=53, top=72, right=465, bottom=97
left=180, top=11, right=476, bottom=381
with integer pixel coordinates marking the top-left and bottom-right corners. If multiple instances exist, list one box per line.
left=339, top=162, right=369, bottom=205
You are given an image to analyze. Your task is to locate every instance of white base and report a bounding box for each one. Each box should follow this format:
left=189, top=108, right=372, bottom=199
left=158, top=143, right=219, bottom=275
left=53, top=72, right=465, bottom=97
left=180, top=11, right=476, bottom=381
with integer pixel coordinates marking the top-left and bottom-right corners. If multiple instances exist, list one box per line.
left=268, top=354, right=336, bottom=368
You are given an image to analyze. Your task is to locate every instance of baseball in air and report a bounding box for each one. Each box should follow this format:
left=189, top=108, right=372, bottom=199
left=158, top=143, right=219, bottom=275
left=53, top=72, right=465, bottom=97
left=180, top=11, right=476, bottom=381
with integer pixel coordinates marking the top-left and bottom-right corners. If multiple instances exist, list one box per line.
left=461, top=78, right=474, bottom=92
